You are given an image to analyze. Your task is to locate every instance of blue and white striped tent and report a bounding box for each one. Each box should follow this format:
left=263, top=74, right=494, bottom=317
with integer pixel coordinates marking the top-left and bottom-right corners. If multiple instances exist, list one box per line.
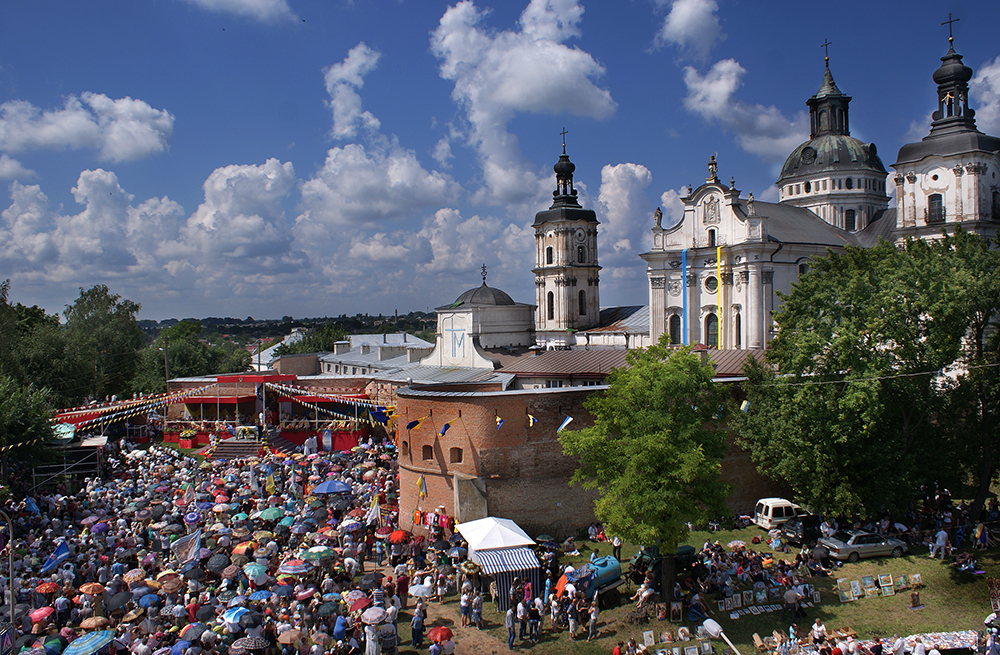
left=472, top=546, right=542, bottom=612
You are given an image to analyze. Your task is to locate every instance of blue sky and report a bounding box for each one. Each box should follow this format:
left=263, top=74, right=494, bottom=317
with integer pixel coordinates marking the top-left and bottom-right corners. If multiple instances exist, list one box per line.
left=1, top=0, right=998, bottom=320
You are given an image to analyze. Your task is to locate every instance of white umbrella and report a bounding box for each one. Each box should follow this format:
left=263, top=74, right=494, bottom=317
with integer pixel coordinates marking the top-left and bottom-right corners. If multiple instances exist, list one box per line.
left=361, top=607, right=386, bottom=624
left=408, top=584, right=432, bottom=598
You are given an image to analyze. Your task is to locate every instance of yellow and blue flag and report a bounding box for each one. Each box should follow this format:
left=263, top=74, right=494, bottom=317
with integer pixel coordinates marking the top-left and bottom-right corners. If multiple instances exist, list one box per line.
left=495, top=416, right=503, bottom=430
left=527, top=414, right=538, bottom=427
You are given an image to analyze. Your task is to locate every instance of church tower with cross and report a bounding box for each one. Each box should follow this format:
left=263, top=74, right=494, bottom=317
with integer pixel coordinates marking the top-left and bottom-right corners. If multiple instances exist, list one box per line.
left=775, top=43, right=890, bottom=232
left=532, top=137, right=602, bottom=346
left=891, top=18, right=1000, bottom=240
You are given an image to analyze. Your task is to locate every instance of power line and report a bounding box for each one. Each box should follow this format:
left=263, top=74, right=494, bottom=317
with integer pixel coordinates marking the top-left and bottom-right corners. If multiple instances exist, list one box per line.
left=759, top=360, right=1000, bottom=388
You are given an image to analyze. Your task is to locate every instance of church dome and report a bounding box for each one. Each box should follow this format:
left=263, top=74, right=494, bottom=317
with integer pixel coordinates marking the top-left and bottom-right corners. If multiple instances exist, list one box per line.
left=933, top=45, right=973, bottom=86
left=778, top=134, right=887, bottom=184
left=454, top=282, right=516, bottom=306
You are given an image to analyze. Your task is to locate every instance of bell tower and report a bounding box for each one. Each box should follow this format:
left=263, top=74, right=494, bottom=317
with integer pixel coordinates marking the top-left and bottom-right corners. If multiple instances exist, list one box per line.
left=532, top=135, right=600, bottom=343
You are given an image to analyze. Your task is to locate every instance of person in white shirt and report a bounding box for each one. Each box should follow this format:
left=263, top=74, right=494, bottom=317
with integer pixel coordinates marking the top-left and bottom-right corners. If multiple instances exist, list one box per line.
left=893, top=634, right=906, bottom=655
left=912, top=637, right=926, bottom=655
left=930, top=529, right=949, bottom=559
left=812, top=619, right=827, bottom=645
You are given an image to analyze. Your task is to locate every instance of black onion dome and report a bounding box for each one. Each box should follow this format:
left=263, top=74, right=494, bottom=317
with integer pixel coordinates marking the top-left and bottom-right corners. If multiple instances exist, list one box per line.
left=453, top=283, right=515, bottom=306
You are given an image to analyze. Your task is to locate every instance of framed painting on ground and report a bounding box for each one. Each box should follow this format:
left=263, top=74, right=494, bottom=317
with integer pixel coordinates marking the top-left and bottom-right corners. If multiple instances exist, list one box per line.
left=878, top=574, right=894, bottom=588
left=685, top=645, right=700, bottom=655
left=743, top=590, right=754, bottom=605
left=670, top=602, right=683, bottom=623
left=850, top=580, right=863, bottom=598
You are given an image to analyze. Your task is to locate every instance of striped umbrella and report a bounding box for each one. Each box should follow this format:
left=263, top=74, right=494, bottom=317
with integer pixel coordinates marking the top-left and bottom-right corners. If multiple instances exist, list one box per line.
left=63, top=632, right=114, bottom=655
left=277, top=559, right=313, bottom=576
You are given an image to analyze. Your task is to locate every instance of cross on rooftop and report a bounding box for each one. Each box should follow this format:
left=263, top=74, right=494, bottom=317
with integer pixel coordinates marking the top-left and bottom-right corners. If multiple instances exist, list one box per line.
left=821, top=39, right=832, bottom=61
left=481, top=263, right=488, bottom=283
left=560, top=127, right=568, bottom=154
left=942, top=13, right=959, bottom=42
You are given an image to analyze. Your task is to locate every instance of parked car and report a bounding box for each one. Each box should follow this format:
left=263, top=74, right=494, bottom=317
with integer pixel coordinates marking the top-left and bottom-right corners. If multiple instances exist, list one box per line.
left=817, top=529, right=908, bottom=562
left=754, top=498, right=806, bottom=529
left=782, top=515, right=823, bottom=544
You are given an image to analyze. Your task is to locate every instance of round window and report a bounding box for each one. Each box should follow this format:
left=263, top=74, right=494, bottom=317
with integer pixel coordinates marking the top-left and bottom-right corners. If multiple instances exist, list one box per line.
left=804, top=181, right=811, bottom=193
left=705, top=276, right=719, bottom=293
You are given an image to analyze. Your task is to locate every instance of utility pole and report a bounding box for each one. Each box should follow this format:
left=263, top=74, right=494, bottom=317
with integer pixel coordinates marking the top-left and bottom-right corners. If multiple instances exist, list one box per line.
left=162, top=335, right=170, bottom=390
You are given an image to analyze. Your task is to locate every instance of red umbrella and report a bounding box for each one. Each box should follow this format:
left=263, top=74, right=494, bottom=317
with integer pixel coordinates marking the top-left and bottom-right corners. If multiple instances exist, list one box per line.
left=427, top=626, right=453, bottom=643
left=30, top=607, right=54, bottom=623
left=36, top=582, right=60, bottom=594
left=388, top=530, right=410, bottom=545
left=349, top=597, right=370, bottom=613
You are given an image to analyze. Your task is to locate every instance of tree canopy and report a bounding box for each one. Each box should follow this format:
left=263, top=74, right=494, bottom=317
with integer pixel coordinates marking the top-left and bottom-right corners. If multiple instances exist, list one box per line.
left=133, top=320, right=252, bottom=394
left=559, top=338, right=730, bottom=553
left=732, top=231, right=1000, bottom=518
left=273, top=323, right=348, bottom=357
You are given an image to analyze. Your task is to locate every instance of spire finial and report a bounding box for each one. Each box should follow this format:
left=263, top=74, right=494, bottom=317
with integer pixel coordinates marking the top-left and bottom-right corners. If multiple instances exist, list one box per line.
left=560, top=127, right=568, bottom=155
left=821, top=39, right=832, bottom=65
left=942, top=13, right=959, bottom=46
left=481, top=263, right=488, bottom=284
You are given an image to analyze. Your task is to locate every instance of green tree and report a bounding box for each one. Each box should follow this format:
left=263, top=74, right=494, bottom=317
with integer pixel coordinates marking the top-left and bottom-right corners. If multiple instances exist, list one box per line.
left=559, top=338, right=730, bottom=595
left=0, top=376, right=57, bottom=468
left=133, top=321, right=252, bottom=394
left=732, top=237, right=979, bottom=516
left=272, top=323, right=348, bottom=356
left=64, top=285, right=144, bottom=401
left=929, top=229, right=1000, bottom=519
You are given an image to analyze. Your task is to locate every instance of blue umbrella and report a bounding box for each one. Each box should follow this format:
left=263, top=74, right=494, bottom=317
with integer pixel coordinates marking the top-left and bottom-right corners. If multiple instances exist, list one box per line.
left=138, top=595, right=159, bottom=608
left=278, top=516, right=295, bottom=527
left=63, top=632, right=114, bottom=655
left=222, top=607, right=250, bottom=624
left=311, top=480, right=351, bottom=495
left=169, top=641, right=190, bottom=655
left=248, top=590, right=272, bottom=602
left=270, top=585, right=293, bottom=598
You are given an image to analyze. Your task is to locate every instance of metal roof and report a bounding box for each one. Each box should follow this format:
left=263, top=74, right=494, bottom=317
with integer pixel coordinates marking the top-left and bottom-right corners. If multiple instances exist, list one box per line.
left=586, top=305, right=650, bottom=334
left=749, top=199, right=861, bottom=248
left=493, top=349, right=628, bottom=377
left=855, top=208, right=898, bottom=248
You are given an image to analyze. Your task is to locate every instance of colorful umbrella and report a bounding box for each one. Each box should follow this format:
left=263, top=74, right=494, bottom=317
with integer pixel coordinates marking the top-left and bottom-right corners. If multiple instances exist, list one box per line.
left=276, top=630, right=303, bottom=645
left=427, top=626, right=453, bottom=643
left=388, top=530, right=409, bottom=544
left=248, top=590, right=272, bottom=602
left=277, top=559, right=313, bottom=575
left=36, top=582, right=60, bottom=594
left=349, top=597, right=371, bottom=613
left=257, top=508, right=283, bottom=521
left=242, top=563, right=268, bottom=578
left=63, top=632, right=114, bottom=655
left=123, top=569, right=146, bottom=585
left=30, top=607, right=54, bottom=623
left=310, top=480, right=351, bottom=495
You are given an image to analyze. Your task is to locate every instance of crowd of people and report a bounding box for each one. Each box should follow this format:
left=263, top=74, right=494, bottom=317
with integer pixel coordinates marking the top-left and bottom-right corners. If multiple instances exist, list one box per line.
left=0, top=437, right=465, bottom=655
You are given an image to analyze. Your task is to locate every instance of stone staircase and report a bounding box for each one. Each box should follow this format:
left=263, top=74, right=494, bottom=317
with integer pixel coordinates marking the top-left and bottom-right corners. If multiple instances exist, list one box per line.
left=205, top=438, right=266, bottom=460
left=267, top=433, right=300, bottom=457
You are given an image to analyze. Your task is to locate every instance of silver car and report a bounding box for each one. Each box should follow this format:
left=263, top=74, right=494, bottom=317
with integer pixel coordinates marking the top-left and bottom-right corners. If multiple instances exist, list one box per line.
left=817, top=529, right=908, bottom=562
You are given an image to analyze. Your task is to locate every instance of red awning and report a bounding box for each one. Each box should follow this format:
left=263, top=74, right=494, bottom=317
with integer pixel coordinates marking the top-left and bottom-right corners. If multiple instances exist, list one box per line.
left=183, top=395, right=257, bottom=405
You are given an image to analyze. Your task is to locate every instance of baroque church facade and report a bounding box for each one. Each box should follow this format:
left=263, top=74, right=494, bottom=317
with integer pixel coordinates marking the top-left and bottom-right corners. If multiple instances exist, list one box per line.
left=643, top=38, right=1000, bottom=349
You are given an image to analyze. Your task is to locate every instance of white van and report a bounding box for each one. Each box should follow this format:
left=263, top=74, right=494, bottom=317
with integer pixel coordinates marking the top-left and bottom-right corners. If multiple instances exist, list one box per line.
left=754, top=498, right=806, bottom=530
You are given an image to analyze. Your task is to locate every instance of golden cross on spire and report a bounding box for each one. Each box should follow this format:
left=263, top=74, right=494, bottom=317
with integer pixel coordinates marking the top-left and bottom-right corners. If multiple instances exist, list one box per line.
left=560, top=127, right=568, bottom=154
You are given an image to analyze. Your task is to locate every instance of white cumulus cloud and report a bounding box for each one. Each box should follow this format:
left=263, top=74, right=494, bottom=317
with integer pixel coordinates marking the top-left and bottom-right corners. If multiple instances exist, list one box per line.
left=971, top=56, right=1000, bottom=135
left=431, top=0, right=616, bottom=204
left=682, top=59, right=808, bottom=161
left=0, top=154, right=34, bottom=180
left=181, top=0, right=298, bottom=22
left=324, top=43, right=382, bottom=140
left=0, top=93, right=173, bottom=162
left=654, top=0, right=725, bottom=61
left=296, top=142, right=460, bottom=235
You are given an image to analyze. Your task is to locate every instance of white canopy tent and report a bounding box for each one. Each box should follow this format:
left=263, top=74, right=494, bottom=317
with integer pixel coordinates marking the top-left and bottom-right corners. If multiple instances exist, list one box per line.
left=456, top=516, right=536, bottom=552
left=456, top=517, right=541, bottom=611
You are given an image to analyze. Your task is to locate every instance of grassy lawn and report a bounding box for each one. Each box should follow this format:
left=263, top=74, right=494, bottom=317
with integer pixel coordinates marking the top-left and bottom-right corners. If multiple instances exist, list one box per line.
left=391, top=526, right=994, bottom=655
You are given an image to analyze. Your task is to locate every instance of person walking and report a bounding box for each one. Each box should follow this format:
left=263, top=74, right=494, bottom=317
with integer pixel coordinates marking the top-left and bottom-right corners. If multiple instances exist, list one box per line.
left=586, top=597, right=599, bottom=642
left=410, top=612, right=424, bottom=649
left=930, top=528, right=949, bottom=559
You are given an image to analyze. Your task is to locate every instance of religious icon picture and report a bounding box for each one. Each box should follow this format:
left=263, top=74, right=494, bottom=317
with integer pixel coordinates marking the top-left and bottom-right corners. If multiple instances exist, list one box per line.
left=850, top=580, right=863, bottom=598
left=743, top=590, right=754, bottom=605
left=812, top=591, right=821, bottom=604
left=878, top=574, right=894, bottom=588
left=732, top=593, right=741, bottom=609
left=910, top=573, right=922, bottom=587
left=702, top=641, right=715, bottom=654
left=670, top=602, right=683, bottom=623
left=685, top=645, right=700, bottom=655
left=678, top=627, right=692, bottom=642
left=717, top=600, right=726, bottom=613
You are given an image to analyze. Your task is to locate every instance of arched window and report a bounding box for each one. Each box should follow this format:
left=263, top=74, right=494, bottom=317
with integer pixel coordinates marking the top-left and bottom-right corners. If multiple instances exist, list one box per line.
left=547, top=291, right=554, bottom=321
left=819, top=110, right=828, bottom=131
left=449, top=447, right=463, bottom=464
left=421, top=445, right=433, bottom=461
left=992, top=190, right=999, bottom=220
left=734, top=313, right=742, bottom=349
left=845, top=178, right=853, bottom=190
left=669, top=314, right=681, bottom=345
left=578, top=290, right=587, bottom=316
left=401, top=441, right=409, bottom=457
left=845, top=210, right=856, bottom=232
left=546, top=246, right=553, bottom=265
left=804, top=181, right=811, bottom=193
left=705, top=314, right=718, bottom=349
left=708, top=229, right=716, bottom=247
left=577, top=246, right=586, bottom=263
